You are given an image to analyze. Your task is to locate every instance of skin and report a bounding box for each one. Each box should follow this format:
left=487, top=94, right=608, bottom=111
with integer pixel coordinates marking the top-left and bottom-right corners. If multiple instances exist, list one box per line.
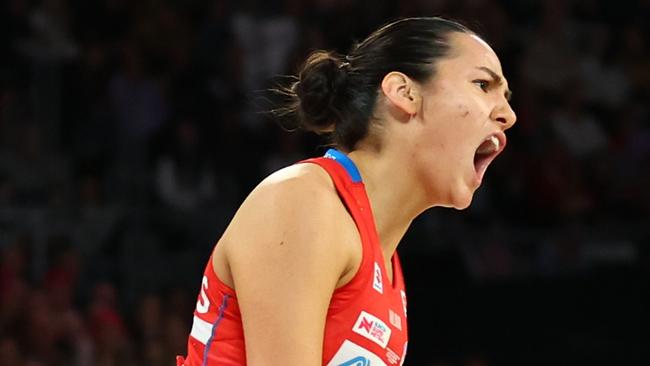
left=211, top=32, right=516, bottom=365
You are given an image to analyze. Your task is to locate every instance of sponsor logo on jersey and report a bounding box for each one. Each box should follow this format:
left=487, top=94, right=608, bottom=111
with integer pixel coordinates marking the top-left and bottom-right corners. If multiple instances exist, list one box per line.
left=353, top=311, right=392, bottom=348
left=388, top=309, right=401, bottom=330
left=400, top=290, right=407, bottom=317
left=326, top=340, right=387, bottom=366
left=373, top=262, right=383, bottom=294
left=385, top=347, right=401, bottom=365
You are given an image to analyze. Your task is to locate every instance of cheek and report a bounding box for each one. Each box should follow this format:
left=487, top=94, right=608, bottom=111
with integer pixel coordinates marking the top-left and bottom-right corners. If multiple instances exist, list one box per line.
left=453, top=99, right=491, bottom=141
left=419, top=102, right=474, bottom=156
left=457, top=103, right=471, bottom=118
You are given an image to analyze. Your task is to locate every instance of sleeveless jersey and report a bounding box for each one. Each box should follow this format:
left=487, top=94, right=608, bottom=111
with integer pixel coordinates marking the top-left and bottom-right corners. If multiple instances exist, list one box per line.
left=178, top=149, right=408, bottom=366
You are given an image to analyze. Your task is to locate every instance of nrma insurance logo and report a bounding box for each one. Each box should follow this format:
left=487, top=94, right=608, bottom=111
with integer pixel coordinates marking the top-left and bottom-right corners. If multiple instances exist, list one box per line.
left=326, top=340, right=387, bottom=366
left=353, top=311, right=392, bottom=348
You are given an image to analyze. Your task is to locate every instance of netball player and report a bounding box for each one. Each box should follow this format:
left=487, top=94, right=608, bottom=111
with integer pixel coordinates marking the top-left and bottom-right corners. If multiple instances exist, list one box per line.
left=177, top=16, right=516, bottom=365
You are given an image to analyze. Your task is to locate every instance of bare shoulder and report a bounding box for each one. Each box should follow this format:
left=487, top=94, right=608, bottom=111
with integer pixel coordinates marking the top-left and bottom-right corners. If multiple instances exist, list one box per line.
left=235, top=162, right=345, bottom=231
left=256, top=162, right=336, bottom=203
left=216, top=162, right=360, bottom=288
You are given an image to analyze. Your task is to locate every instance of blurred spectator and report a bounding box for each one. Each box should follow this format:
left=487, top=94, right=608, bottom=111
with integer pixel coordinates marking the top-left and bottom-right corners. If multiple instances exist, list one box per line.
left=521, top=0, right=579, bottom=93
left=87, top=282, right=133, bottom=365
left=15, top=0, right=78, bottom=62
left=0, top=234, right=31, bottom=296
left=14, top=0, right=79, bottom=151
left=154, top=119, right=217, bottom=211
left=619, top=22, right=650, bottom=93
left=134, top=293, right=163, bottom=342
left=231, top=4, right=299, bottom=128
left=108, top=40, right=168, bottom=201
left=71, top=171, right=122, bottom=259
left=0, top=236, right=31, bottom=340
left=576, top=25, right=629, bottom=108
left=0, top=335, right=24, bottom=366
left=550, top=82, right=608, bottom=160
left=0, top=123, right=71, bottom=206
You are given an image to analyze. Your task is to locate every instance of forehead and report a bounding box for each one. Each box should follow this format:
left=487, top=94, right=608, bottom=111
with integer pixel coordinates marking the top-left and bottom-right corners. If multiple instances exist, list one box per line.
left=440, top=32, right=504, bottom=76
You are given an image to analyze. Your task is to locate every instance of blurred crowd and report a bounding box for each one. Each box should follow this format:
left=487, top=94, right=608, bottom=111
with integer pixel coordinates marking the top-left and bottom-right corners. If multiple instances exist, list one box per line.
left=1, top=0, right=649, bottom=365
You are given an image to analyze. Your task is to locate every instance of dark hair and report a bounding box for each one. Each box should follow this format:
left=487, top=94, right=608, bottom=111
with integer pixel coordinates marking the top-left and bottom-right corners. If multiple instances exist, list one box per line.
left=278, top=17, right=473, bottom=150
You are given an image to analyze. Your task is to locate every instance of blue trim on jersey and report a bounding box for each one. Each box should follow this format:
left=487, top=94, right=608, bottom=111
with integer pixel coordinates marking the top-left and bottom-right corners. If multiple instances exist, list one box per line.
left=324, top=148, right=363, bottom=183
left=201, top=294, right=231, bottom=366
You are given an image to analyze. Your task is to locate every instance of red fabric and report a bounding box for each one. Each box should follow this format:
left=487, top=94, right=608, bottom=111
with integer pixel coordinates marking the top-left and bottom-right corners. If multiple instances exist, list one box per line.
left=176, top=356, right=185, bottom=366
left=179, top=156, right=408, bottom=365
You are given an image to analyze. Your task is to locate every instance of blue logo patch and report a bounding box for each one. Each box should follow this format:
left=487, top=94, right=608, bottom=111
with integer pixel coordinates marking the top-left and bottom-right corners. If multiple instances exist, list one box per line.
left=339, top=356, right=370, bottom=366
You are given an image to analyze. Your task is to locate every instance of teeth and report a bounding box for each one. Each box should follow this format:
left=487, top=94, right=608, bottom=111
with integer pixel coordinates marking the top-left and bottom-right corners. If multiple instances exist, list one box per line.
left=477, top=135, right=500, bottom=155
left=489, top=135, right=500, bottom=151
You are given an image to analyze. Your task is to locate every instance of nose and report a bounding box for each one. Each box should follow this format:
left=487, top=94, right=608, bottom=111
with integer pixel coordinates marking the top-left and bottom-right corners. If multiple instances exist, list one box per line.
left=490, top=101, right=517, bottom=130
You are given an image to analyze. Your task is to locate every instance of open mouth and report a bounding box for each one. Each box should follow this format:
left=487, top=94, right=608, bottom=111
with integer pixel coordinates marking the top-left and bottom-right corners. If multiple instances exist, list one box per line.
left=473, top=132, right=506, bottom=183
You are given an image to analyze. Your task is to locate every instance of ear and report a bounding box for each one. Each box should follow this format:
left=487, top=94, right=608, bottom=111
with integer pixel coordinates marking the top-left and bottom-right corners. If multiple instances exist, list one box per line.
left=380, top=71, right=419, bottom=117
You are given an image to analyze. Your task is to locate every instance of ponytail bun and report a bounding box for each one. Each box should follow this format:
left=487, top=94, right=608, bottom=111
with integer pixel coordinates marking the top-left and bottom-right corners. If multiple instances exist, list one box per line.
left=291, top=51, right=349, bottom=134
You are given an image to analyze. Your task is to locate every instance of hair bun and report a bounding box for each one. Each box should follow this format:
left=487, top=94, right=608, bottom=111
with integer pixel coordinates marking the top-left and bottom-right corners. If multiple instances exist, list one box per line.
left=292, top=51, right=349, bottom=134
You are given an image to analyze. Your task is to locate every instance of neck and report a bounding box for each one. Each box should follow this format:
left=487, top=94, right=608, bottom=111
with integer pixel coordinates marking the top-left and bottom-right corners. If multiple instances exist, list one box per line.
left=347, top=147, right=426, bottom=261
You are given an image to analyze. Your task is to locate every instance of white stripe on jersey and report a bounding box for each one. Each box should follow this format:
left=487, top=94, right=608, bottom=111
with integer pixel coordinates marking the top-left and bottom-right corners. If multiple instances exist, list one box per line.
left=190, top=315, right=213, bottom=345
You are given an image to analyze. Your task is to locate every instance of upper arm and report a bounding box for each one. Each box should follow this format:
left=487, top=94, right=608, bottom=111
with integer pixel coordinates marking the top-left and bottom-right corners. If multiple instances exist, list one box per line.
left=222, top=167, right=354, bottom=365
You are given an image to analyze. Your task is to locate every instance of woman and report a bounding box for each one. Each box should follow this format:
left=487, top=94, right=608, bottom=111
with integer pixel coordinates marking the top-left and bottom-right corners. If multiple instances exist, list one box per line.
left=178, top=16, right=516, bottom=365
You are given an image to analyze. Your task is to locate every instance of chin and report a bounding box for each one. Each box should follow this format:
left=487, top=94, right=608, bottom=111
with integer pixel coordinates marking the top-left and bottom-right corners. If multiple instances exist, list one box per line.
left=452, top=198, right=473, bottom=210
left=426, top=179, right=476, bottom=210
left=433, top=194, right=473, bottom=210
left=450, top=187, right=475, bottom=210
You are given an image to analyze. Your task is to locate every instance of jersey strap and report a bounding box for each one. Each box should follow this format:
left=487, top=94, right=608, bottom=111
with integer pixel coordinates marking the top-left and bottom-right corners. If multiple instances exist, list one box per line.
left=323, top=148, right=363, bottom=183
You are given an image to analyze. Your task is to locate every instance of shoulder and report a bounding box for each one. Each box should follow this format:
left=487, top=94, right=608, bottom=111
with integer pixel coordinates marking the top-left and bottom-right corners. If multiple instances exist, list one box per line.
left=219, top=161, right=360, bottom=290
left=221, top=161, right=357, bottom=260
left=255, top=161, right=335, bottom=202
left=234, top=161, right=349, bottom=235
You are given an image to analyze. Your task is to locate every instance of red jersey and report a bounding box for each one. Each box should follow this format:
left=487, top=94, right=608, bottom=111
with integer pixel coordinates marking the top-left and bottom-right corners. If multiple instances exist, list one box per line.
left=178, top=149, right=408, bottom=365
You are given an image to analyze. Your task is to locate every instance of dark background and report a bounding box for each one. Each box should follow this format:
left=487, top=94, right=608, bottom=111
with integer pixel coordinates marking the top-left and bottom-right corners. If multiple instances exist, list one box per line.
left=1, top=0, right=649, bottom=365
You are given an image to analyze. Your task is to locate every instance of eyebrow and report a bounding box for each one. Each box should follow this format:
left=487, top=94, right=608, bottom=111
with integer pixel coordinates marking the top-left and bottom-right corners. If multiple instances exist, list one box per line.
left=476, top=66, right=512, bottom=101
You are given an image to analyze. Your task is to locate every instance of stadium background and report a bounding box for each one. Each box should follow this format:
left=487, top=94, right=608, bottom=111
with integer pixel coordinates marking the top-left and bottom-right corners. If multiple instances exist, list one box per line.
left=1, top=0, right=649, bottom=365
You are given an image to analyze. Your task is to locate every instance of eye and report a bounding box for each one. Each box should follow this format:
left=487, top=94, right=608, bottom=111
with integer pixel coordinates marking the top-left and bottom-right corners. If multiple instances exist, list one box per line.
left=473, top=79, right=490, bottom=92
